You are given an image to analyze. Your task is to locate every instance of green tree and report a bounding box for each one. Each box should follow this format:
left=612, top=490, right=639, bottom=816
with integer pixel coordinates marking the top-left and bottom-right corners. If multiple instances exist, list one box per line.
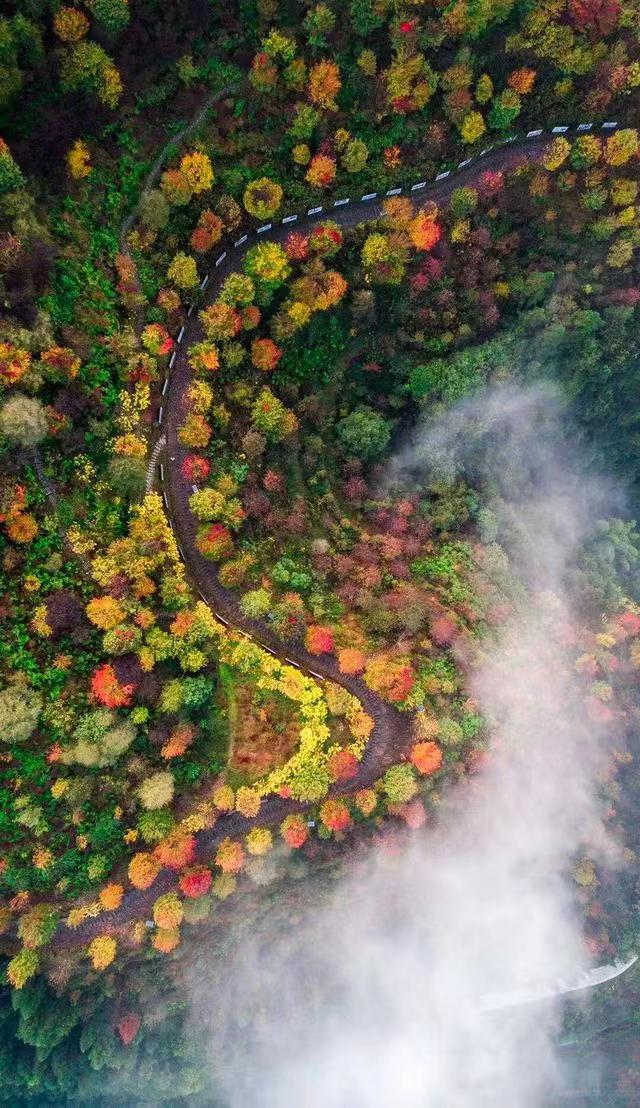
left=383, top=763, right=418, bottom=803
left=578, top=519, right=640, bottom=612
left=336, top=406, right=390, bottom=460
left=108, top=455, right=147, bottom=499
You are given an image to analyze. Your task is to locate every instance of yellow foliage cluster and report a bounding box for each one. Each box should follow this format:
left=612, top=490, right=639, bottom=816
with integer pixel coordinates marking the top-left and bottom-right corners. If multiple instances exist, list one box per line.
left=245, top=827, right=273, bottom=855
left=87, top=935, right=117, bottom=970
left=86, top=595, right=125, bottom=630
left=179, top=151, right=214, bottom=193
left=308, top=60, right=341, bottom=110
left=67, top=139, right=92, bottom=179
left=384, top=51, right=435, bottom=112
left=99, top=883, right=124, bottom=911
left=215, top=633, right=368, bottom=802
left=54, top=7, right=89, bottom=42
left=153, top=892, right=184, bottom=929
left=115, top=383, right=151, bottom=435
left=235, top=786, right=261, bottom=818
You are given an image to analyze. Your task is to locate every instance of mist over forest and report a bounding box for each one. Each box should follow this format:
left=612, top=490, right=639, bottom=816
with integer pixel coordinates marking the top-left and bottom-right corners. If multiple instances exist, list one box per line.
left=0, top=0, right=639, bottom=1104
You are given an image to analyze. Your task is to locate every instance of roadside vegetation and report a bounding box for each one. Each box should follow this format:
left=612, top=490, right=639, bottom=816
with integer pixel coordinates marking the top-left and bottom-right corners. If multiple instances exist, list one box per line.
left=0, top=0, right=639, bottom=1100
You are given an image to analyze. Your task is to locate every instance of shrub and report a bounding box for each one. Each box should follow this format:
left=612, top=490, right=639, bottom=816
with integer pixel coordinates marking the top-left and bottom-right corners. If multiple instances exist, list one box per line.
left=338, top=648, right=366, bottom=675
left=604, top=129, right=638, bottom=167
left=244, top=242, right=290, bottom=287
left=251, top=387, right=298, bottom=441
left=409, top=211, right=442, bottom=251
left=67, top=715, right=135, bottom=768
left=87, top=0, right=130, bottom=35
left=99, top=883, right=124, bottom=910
left=180, top=151, right=214, bottom=193
left=251, top=338, right=282, bottom=372
left=90, top=664, right=134, bottom=708
left=191, top=209, right=223, bottom=251
left=67, top=139, right=92, bottom=179
left=306, top=154, right=336, bottom=188
left=319, top=799, right=352, bottom=833
left=54, top=7, right=90, bottom=41
left=438, top=717, right=463, bottom=745
left=460, top=111, right=486, bottom=144
left=213, top=784, right=235, bottom=811
left=18, top=905, right=58, bottom=950
left=197, top=523, right=233, bottom=560
left=240, top=588, right=272, bottom=619
left=213, top=874, right=237, bottom=899
left=154, top=831, right=195, bottom=869
left=117, top=1013, right=141, bottom=1045
left=60, top=41, right=123, bottom=108
left=328, top=749, right=359, bottom=782
left=152, top=927, right=180, bottom=953
left=342, top=138, right=369, bottom=173
left=306, top=625, right=334, bottom=654
left=86, top=595, right=125, bottom=630
left=450, top=187, right=478, bottom=217
left=167, top=253, right=199, bottom=289
left=308, top=60, right=341, bottom=109
left=354, top=788, right=377, bottom=816
left=543, top=137, right=571, bottom=171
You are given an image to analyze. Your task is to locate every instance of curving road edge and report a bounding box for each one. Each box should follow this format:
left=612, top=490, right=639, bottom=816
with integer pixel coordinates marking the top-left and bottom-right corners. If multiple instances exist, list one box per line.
left=48, top=121, right=628, bottom=951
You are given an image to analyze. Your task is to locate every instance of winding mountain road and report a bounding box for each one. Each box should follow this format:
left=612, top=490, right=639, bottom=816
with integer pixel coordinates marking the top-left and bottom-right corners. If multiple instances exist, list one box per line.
left=51, top=121, right=623, bottom=948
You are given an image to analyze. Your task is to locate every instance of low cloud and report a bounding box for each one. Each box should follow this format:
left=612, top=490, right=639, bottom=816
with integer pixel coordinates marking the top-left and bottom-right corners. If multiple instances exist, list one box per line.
left=190, top=385, right=621, bottom=1107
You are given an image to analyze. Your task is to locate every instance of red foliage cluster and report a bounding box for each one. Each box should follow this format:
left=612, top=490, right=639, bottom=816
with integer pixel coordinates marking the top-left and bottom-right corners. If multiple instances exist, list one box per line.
left=430, top=614, right=457, bottom=647
left=410, top=741, right=443, bottom=776
left=343, top=475, right=368, bottom=501
left=117, top=1013, right=141, bottom=1046
left=309, top=223, right=343, bottom=256
left=320, top=799, right=352, bottom=833
left=181, top=454, right=211, bottom=482
left=179, top=865, right=213, bottom=898
left=197, top=523, right=233, bottom=560
left=251, top=337, right=282, bottom=372
left=284, top=231, right=309, bottom=260
left=280, top=814, right=308, bottom=848
left=306, top=625, right=334, bottom=655
left=263, top=469, right=284, bottom=493
left=617, top=610, right=640, bottom=637
left=154, top=832, right=196, bottom=870
left=90, top=664, right=134, bottom=708
left=327, top=749, right=359, bottom=782
left=568, top=0, right=620, bottom=35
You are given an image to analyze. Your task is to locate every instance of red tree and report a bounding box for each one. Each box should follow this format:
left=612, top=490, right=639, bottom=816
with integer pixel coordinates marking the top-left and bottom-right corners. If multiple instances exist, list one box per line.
left=117, top=1013, right=141, bottom=1046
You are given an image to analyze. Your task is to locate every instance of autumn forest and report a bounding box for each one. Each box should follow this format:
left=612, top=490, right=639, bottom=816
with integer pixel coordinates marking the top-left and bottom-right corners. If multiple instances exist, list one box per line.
left=1, top=0, right=640, bottom=1103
